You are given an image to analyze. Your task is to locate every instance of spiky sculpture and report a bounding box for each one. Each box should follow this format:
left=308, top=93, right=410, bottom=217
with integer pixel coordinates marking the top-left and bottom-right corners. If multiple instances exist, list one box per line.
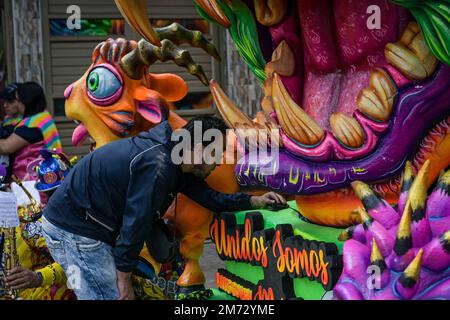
left=334, top=160, right=450, bottom=300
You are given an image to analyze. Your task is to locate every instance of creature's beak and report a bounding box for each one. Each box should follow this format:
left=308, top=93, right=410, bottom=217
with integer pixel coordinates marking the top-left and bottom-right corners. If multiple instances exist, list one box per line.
left=114, top=0, right=161, bottom=46
left=193, top=0, right=231, bottom=28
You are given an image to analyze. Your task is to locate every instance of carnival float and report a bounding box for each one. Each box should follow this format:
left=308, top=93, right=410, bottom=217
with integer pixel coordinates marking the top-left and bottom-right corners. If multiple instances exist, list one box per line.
left=62, top=0, right=449, bottom=300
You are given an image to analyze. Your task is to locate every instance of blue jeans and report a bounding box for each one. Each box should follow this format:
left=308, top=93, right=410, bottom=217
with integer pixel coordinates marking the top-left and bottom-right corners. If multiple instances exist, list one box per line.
left=41, top=217, right=120, bottom=300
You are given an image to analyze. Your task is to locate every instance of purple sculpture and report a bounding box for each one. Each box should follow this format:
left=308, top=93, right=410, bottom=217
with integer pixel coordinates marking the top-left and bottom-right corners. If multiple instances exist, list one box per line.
left=334, top=160, right=450, bottom=299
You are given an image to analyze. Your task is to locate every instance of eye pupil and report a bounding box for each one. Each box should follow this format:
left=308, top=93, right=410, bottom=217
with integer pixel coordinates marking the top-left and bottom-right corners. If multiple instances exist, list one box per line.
left=88, top=72, right=99, bottom=92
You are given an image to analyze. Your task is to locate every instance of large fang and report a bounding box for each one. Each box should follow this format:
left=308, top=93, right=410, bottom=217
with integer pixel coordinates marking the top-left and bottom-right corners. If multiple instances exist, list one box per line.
left=265, top=41, right=295, bottom=78
left=357, top=68, right=397, bottom=122
left=272, top=73, right=324, bottom=145
left=253, top=0, right=288, bottom=27
left=385, top=22, right=438, bottom=80
left=114, top=0, right=161, bottom=46
left=210, top=79, right=253, bottom=129
left=330, top=113, right=364, bottom=148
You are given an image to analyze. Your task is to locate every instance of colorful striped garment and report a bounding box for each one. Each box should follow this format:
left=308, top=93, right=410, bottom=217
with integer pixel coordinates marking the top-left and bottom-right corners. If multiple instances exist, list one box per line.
left=16, top=111, right=62, bottom=152
left=2, top=115, right=24, bottom=127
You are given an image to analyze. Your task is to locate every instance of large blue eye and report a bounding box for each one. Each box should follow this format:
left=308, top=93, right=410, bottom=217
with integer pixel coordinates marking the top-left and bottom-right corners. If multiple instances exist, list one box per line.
left=86, top=66, right=123, bottom=104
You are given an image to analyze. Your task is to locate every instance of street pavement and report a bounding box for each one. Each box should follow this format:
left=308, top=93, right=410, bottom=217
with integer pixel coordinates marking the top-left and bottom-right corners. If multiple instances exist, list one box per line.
left=199, top=240, right=224, bottom=289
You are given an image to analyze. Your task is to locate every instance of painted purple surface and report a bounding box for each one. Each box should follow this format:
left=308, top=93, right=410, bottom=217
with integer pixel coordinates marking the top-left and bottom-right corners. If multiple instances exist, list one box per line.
left=333, top=179, right=450, bottom=300
left=235, top=65, right=450, bottom=195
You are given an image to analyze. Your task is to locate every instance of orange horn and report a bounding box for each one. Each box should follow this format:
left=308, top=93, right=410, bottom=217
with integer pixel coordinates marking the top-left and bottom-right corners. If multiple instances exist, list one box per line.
left=114, top=0, right=161, bottom=46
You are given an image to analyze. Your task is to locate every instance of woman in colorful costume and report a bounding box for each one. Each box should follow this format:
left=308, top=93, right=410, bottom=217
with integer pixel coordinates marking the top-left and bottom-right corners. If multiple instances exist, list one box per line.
left=4, top=149, right=176, bottom=300
left=0, top=82, right=62, bottom=185
left=4, top=149, right=75, bottom=300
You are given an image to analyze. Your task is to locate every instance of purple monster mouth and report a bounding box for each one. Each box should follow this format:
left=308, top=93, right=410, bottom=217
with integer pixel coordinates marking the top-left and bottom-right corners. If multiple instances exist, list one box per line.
left=236, top=65, right=449, bottom=195
left=210, top=0, right=450, bottom=195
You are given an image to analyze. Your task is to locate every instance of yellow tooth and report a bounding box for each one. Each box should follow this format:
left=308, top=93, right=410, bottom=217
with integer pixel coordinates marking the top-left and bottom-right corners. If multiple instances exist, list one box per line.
left=265, top=41, right=295, bottom=78
left=385, top=22, right=437, bottom=80
left=385, top=43, right=428, bottom=79
left=357, top=68, right=396, bottom=122
left=370, top=68, right=396, bottom=113
left=357, top=88, right=387, bottom=121
left=272, top=73, right=324, bottom=145
left=253, top=0, right=288, bottom=27
left=330, top=112, right=365, bottom=148
left=399, top=22, right=420, bottom=46
left=210, top=80, right=254, bottom=129
left=409, top=32, right=430, bottom=61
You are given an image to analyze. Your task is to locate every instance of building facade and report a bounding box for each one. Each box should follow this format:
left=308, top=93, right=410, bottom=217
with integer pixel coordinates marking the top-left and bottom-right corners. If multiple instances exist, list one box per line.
left=0, top=0, right=261, bottom=156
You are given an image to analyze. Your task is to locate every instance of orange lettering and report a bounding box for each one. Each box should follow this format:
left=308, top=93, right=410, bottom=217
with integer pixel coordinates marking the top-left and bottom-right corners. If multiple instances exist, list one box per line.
left=285, top=247, right=295, bottom=274
left=319, top=250, right=330, bottom=286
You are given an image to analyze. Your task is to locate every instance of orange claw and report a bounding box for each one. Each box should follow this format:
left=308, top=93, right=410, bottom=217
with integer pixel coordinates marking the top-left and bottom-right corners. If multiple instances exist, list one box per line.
left=114, top=0, right=161, bottom=46
left=193, top=0, right=231, bottom=28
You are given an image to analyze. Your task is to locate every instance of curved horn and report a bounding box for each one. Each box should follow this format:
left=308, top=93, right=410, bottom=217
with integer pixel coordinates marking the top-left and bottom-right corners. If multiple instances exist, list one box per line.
left=120, top=39, right=209, bottom=85
left=114, top=0, right=161, bottom=46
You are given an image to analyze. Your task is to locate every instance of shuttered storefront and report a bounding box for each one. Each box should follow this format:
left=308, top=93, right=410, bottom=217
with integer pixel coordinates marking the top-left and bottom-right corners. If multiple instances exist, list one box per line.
left=42, top=0, right=223, bottom=156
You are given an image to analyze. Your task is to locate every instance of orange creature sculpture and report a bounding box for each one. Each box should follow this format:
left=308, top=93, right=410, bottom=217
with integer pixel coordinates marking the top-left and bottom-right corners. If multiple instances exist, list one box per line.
left=64, top=1, right=239, bottom=289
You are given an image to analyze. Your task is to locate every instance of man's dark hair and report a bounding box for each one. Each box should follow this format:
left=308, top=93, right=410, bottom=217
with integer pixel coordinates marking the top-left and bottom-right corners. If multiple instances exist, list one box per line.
left=183, top=115, right=228, bottom=148
left=17, top=82, right=47, bottom=117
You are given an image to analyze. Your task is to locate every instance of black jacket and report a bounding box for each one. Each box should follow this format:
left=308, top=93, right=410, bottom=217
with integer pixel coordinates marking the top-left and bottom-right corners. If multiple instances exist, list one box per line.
left=44, top=121, right=252, bottom=272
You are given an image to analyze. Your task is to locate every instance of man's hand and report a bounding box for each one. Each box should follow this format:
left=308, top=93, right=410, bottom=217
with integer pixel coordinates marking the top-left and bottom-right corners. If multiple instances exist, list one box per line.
left=117, top=270, right=135, bottom=300
left=6, top=267, right=43, bottom=290
left=250, top=192, right=286, bottom=208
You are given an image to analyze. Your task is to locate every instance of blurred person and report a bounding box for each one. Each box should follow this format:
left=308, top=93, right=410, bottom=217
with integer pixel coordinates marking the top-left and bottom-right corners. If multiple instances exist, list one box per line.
left=4, top=149, right=75, bottom=300
left=0, top=82, right=62, bottom=185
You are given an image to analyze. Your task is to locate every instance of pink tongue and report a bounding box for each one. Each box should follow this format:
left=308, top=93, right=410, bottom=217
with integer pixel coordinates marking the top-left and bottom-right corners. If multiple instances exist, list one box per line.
left=72, top=123, right=89, bottom=147
left=297, top=0, right=400, bottom=129
left=302, top=51, right=386, bottom=130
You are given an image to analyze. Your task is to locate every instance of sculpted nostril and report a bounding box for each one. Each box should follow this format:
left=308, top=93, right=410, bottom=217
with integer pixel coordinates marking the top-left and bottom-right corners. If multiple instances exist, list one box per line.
left=64, top=84, right=74, bottom=99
